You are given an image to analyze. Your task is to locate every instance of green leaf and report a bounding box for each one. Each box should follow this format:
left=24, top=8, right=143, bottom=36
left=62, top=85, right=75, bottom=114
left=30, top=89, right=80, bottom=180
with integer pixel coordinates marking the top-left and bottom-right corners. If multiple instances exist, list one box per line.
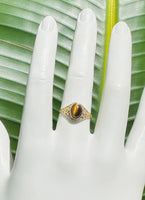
left=1, top=0, right=145, bottom=197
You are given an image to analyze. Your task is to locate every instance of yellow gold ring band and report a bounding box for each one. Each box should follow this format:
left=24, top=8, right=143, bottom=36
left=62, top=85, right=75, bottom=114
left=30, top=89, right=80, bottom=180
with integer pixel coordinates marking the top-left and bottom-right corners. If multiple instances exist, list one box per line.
left=60, top=103, right=91, bottom=123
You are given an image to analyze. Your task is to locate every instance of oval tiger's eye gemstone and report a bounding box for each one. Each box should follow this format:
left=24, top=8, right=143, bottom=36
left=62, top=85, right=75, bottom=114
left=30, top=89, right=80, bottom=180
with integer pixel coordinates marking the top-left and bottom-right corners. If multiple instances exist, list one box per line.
left=71, top=103, right=82, bottom=119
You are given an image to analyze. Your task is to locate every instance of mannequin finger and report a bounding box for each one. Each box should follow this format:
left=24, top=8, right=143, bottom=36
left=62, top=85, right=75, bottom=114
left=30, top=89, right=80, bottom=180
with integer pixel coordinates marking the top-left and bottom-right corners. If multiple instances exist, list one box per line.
left=94, top=22, right=132, bottom=151
left=13, top=17, right=57, bottom=172
left=126, top=88, right=145, bottom=157
left=0, top=121, right=10, bottom=174
left=19, top=16, right=57, bottom=143
left=57, top=9, right=97, bottom=139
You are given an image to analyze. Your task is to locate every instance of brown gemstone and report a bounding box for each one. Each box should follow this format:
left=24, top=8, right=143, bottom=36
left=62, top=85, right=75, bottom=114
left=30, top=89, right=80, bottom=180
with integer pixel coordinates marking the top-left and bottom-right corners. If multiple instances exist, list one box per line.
left=71, top=103, right=82, bottom=119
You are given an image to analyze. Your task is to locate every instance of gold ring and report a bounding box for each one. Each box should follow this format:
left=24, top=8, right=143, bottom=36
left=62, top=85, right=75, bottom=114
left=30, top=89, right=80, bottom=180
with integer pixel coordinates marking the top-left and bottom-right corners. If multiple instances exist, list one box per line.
left=60, top=103, right=91, bottom=123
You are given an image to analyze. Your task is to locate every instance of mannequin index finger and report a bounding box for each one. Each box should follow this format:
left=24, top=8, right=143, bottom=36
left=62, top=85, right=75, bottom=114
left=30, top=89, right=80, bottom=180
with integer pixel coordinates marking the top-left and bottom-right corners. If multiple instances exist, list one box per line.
left=20, top=16, right=57, bottom=141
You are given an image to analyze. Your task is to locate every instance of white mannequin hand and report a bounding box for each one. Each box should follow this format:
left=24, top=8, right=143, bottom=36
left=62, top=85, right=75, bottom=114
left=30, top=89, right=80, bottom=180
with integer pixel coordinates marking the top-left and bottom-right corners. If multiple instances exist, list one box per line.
left=1, top=8, right=145, bottom=200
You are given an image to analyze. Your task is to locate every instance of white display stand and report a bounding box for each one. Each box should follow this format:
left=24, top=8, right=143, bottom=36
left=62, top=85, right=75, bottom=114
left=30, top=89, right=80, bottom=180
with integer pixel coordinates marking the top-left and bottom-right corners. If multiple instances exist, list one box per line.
left=0, top=8, right=145, bottom=200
